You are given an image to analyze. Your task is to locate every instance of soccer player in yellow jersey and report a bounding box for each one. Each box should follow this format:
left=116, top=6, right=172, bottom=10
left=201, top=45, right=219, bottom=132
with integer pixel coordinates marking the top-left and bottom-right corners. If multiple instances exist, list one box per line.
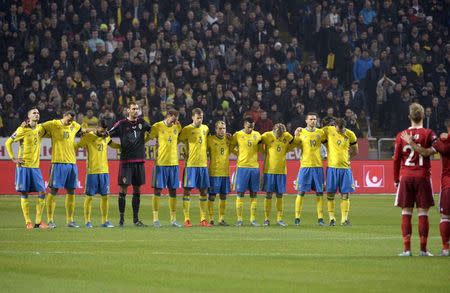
left=5, top=108, right=48, bottom=229
left=261, top=123, right=294, bottom=227
left=148, top=109, right=183, bottom=228
left=179, top=108, right=210, bottom=227
left=231, top=117, right=262, bottom=227
left=293, top=112, right=327, bottom=226
left=75, top=120, right=120, bottom=228
left=323, top=118, right=358, bottom=226
left=207, top=121, right=231, bottom=226
left=41, top=110, right=82, bottom=228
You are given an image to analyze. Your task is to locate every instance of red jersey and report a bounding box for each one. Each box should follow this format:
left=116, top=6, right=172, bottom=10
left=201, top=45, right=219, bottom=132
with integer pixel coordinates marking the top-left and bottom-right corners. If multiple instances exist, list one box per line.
left=393, top=127, right=437, bottom=182
left=433, top=138, right=450, bottom=190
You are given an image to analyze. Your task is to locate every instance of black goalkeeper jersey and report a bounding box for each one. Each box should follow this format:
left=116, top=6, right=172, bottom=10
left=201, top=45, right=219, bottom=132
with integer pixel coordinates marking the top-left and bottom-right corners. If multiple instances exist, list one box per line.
left=108, top=118, right=151, bottom=162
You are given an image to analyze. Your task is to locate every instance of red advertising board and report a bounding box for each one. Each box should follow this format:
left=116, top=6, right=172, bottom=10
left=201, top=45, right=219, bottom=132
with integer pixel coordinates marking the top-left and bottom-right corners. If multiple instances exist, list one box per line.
left=0, top=160, right=442, bottom=195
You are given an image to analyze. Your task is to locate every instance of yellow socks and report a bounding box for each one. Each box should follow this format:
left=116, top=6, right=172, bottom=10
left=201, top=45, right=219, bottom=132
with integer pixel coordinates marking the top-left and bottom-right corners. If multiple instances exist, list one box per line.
left=65, top=194, right=75, bottom=224
left=236, top=196, right=243, bottom=221
left=169, top=197, right=177, bottom=222
left=35, top=196, right=45, bottom=224
left=83, top=196, right=93, bottom=224
left=219, top=199, right=226, bottom=222
left=20, top=197, right=31, bottom=224
left=276, top=197, right=283, bottom=222
left=100, top=196, right=108, bottom=223
left=316, top=195, right=324, bottom=219
left=327, top=199, right=336, bottom=221
left=264, top=198, right=272, bottom=221
left=208, top=199, right=215, bottom=222
left=152, top=195, right=160, bottom=222
left=183, top=195, right=190, bottom=221
left=250, top=197, right=257, bottom=222
left=341, top=199, right=350, bottom=224
left=46, top=193, right=56, bottom=222
left=199, top=195, right=208, bottom=221
left=295, top=195, right=303, bottom=219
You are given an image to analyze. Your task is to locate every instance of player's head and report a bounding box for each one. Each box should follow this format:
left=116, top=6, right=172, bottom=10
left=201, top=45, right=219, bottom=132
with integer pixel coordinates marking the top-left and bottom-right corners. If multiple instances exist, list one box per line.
left=96, top=119, right=108, bottom=136
left=243, top=117, right=255, bottom=134
left=273, top=123, right=286, bottom=138
left=62, top=110, right=76, bottom=124
left=305, top=112, right=318, bottom=128
left=334, top=118, right=346, bottom=133
left=127, top=101, right=140, bottom=119
left=27, top=107, right=40, bottom=123
left=165, top=109, right=179, bottom=126
left=408, top=102, right=424, bottom=124
left=191, top=108, right=203, bottom=127
left=215, top=120, right=226, bottom=137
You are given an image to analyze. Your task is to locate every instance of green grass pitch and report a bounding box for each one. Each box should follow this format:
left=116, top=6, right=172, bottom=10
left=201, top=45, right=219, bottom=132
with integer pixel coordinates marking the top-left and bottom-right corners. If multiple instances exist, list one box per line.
left=0, top=194, right=448, bottom=292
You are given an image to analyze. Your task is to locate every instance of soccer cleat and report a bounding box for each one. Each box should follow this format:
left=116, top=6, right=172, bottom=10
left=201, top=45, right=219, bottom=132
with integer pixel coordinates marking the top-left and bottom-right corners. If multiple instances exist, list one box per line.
left=440, top=249, right=449, bottom=256
left=329, top=219, right=336, bottom=226
left=26, top=222, right=33, bottom=230
left=34, top=224, right=40, bottom=228
left=101, top=221, right=114, bottom=228
left=85, top=222, right=93, bottom=228
left=67, top=221, right=80, bottom=228
left=318, top=218, right=325, bottom=226
left=250, top=220, right=260, bottom=227
left=341, top=220, right=352, bottom=226
left=200, top=220, right=212, bottom=227
left=419, top=251, right=434, bottom=257
left=294, top=218, right=301, bottom=226
left=38, top=221, right=49, bottom=229
left=153, top=220, right=162, bottom=228
left=236, top=220, right=243, bottom=227
left=184, top=219, right=193, bottom=227
left=171, top=221, right=182, bottom=228
left=277, top=220, right=288, bottom=227
left=48, top=221, right=57, bottom=229
left=218, top=220, right=229, bottom=226
left=119, top=217, right=124, bottom=227
left=398, top=251, right=412, bottom=257
left=134, top=220, right=148, bottom=227
left=209, top=220, right=215, bottom=226
left=263, top=220, right=270, bottom=226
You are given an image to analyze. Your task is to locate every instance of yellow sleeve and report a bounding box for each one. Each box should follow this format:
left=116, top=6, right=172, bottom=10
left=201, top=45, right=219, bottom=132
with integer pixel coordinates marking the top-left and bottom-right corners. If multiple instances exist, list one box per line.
left=148, top=123, right=158, bottom=139
left=108, top=139, right=121, bottom=149
left=230, top=133, right=239, bottom=155
left=349, top=130, right=358, bottom=145
left=5, top=137, right=15, bottom=159
left=76, top=132, right=93, bottom=149
left=179, top=127, right=187, bottom=143
left=41, top=120, right=55, bottom=134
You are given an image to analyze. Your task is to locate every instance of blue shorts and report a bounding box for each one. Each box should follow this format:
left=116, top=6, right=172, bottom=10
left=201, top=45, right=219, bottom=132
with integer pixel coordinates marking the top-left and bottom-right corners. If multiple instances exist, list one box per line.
left=49, top=163, right=78, bottom=189
left=15, top=167, right=45, bottom=193
left=85, top=174, right=110, bottom=196
left=233, top=167, right=260, bottom=193
left=153, top=166, right=179, bottom=189
left=183, top=167, right=210, bottom=189
left=326, top=167, right=355, bottom=193
left=262, top=173, right=286, bottom=194
left=209, top=176, right=230, bottom=195
left=296, top=167, right=324, bottom=193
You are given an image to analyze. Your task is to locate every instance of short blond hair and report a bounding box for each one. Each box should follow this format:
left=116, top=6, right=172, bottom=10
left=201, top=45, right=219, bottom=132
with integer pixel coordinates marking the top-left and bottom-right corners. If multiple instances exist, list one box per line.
left=409, top=103, right=424, bottom=123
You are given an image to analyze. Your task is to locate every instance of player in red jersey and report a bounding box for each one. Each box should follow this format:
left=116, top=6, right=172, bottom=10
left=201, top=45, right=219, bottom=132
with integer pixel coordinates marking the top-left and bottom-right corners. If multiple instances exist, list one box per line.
left=401, top=118, right=450, bottom=256
left=393, top=103, right=437, bottom=256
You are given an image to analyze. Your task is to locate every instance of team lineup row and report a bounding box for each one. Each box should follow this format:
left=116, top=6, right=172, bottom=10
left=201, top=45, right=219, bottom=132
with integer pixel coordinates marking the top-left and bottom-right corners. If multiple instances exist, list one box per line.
left=6, top=102, right=358, bottom=231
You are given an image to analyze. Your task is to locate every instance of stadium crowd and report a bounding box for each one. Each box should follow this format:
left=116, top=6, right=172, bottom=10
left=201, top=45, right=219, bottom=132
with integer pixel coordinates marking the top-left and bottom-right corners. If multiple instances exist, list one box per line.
left=0, top=0, right=449, bottom=138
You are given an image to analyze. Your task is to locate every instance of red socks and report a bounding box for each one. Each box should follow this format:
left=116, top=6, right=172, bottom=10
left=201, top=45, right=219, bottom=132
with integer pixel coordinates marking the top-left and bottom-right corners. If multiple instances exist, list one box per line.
left=418, top=215, right=429, bottom=252
left=440, top=220, right=450, bottom=250
left=401, top=214, right=412, bottom=251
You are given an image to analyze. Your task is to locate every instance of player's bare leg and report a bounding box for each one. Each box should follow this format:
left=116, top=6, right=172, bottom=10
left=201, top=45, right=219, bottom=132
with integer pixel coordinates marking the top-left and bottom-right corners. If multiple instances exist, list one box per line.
left=183, top=188, right=192, bottom=227
left=168, top=188, right=181, bottom=227
left=440, top=214, right=450, bottom=256
left=118, top=185, right=128, bottom=227
left=399, top=207, right=413, bottom=256
left=236, top=192, right=244, bottom=226
left=153, top=188, right=162, bottom=227
left=264, top=192, right=273, bottom=226
left=249, top=192, right=259, bottom=227
left=327, top=193, right=336, bottom=226
left=276, top=193, right=287, bottom=226
left=340, top=193, right=351, bottom=226
left=218, top=193, right=228, bottom=226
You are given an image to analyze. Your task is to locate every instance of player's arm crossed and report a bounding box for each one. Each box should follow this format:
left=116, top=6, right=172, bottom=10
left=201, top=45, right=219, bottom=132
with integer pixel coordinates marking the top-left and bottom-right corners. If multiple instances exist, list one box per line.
left=401, top=131, right=436, bottom=157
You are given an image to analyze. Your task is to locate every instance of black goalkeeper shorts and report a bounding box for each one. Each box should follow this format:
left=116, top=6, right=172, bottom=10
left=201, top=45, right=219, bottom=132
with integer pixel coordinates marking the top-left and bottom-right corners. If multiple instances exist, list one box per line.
left=118, top=162, right=146, bottom=186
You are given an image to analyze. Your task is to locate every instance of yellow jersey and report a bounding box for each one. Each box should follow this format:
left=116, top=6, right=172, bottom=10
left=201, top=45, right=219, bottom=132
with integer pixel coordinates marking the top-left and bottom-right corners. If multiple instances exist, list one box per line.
left=231, top=130, right=261, bottom=168
left=322, top=126, right=357, bottom=168
left=295, top=128, right=326, bottom=168
left=207, top=135, right=230, bottom=177
left=5, top=124, right=45, bottom=168
left=42, top=120, right=81, bottom=164
left=149, top=121, right=182, bottom=166
left=179, top=124, right=209, bottom=167
left=261, top=131, right=294, bottom=174
left=81, top=116, right=98, bottom=129
left=76, top=132, right=111, bottom=174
